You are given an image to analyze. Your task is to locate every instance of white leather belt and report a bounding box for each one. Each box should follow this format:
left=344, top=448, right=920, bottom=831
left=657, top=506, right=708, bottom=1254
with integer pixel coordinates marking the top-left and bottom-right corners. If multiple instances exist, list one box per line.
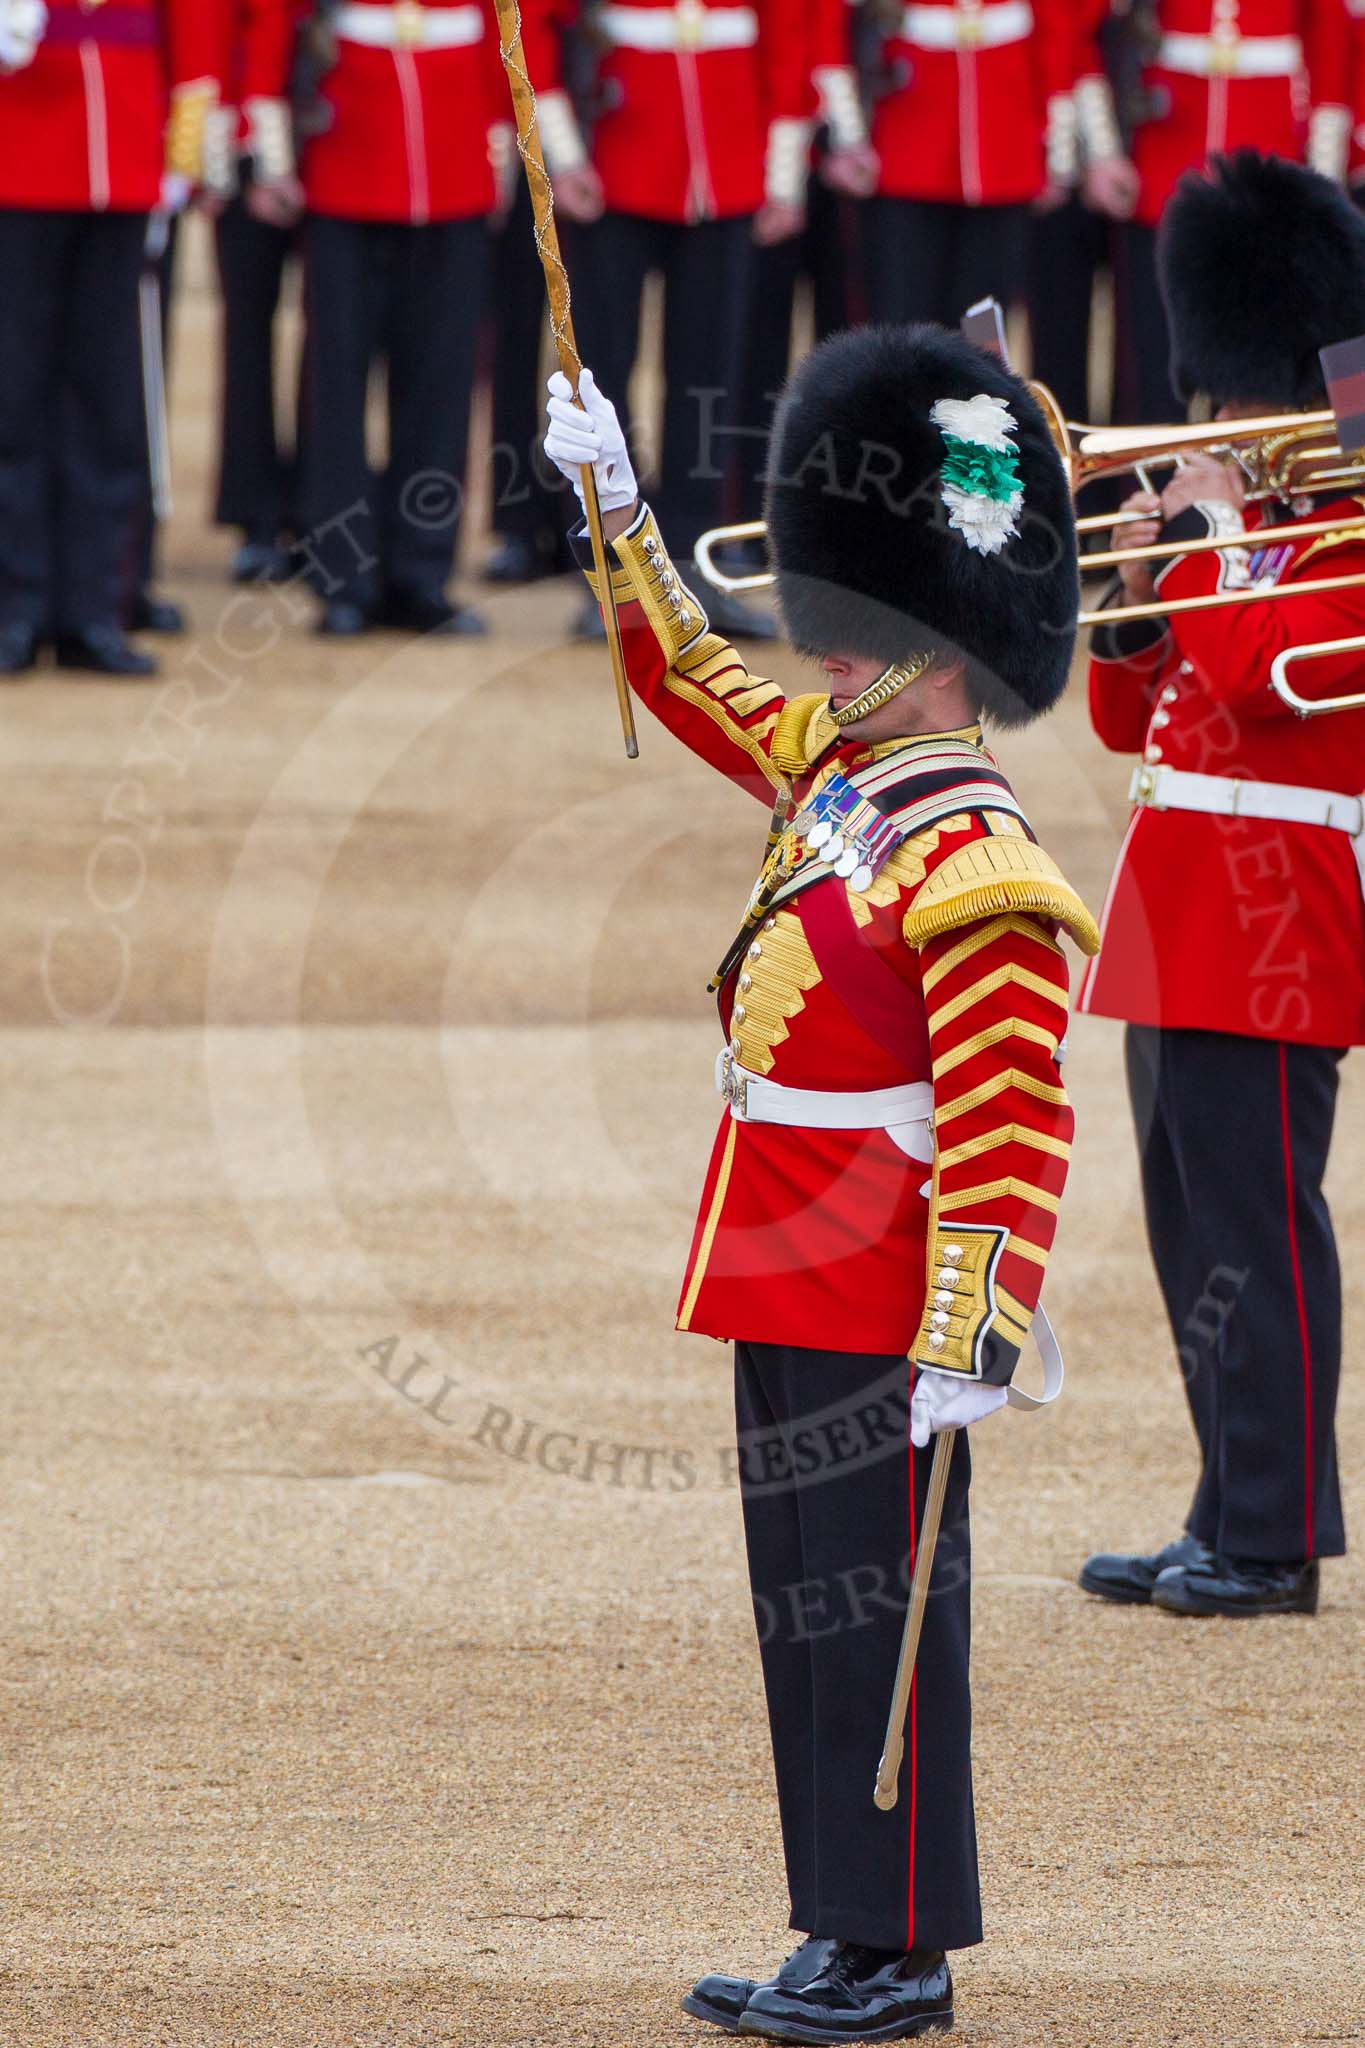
left=1155, top=31, right=1303, bottom=79
left=597, top=3, right=758, bottom=53
left=900, top=2, right=1033, bottom=52
left=1130, top=763, right=1365, bottom=836
left=333, top=3, right=484, bottom=51
left=717, top=1051, right=933, bottom=1133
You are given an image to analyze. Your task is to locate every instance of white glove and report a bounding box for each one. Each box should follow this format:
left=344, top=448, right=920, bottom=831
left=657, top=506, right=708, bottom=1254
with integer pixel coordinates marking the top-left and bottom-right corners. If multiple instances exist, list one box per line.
left=0, top=0, right=47, bottom=70
left=543, top=367, right=639, bottom=514
left=910, top=1371, right=1009, bottom=1449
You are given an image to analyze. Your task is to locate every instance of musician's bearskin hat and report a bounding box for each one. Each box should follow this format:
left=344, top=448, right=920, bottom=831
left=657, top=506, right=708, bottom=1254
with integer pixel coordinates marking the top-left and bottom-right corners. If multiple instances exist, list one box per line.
left=1159, top=150, right=1365, bottom=409
left=764, top=325, right=1078, bottom=729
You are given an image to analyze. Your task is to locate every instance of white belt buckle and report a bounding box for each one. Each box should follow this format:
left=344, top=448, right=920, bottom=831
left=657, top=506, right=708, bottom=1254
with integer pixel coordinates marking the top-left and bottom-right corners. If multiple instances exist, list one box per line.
left=720, top=1050, right=749, bottom=1119
left=393, top=0, right=426, bottom=48
left=1134, top=764, right=1166, bottom=808
left=676, top=0, right=705, bottom=50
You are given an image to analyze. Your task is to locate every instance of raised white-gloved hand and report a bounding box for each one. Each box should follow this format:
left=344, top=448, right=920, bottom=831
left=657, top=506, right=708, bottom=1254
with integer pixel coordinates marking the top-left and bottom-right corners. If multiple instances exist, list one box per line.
left=544, top=367, right=639, bottom=513
left=910, top=1371, right=1009, bottom=1449
left=0, top=0, right=48, bottom=70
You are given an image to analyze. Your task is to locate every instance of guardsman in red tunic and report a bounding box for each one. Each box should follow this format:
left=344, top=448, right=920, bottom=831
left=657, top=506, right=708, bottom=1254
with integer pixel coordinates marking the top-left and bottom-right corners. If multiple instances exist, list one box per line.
left=243, top=0, right=566, bottom=634
left=864, top=0, right=1082, bottom=327
left=0, top=0, right=221, bottom=674
left=1078, top=154, right=1365, bottom=1617
left=545, top=328, right=1098, bottom=2040
left=1070, top=3, right=1356, bottom=419
left=541, top=0, right=814, bottom=642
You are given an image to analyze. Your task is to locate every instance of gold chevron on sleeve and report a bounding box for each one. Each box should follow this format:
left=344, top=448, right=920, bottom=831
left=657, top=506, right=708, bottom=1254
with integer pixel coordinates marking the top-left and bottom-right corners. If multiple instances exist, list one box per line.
left=905, top=834, right=1101, bottom=956
left=937, top=1175, right=1062, bottom=1217
left=936, top=1065, right=1070, bottom=1124
left=936, top=1122, right=1073, bottom=1172
left=921, top=913, right=1063, bottom=995
left=928, top=961, right=1071, bottom=1036
left=930, top=1015, right=1065, bottom=1079
left=1006, top=1231, right=1051, bottom=1268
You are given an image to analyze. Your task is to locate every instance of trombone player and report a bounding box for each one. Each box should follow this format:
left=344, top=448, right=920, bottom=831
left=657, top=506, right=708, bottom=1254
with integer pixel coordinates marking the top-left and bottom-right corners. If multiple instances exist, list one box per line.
left=1078, top=152, right=1365, bottom=1618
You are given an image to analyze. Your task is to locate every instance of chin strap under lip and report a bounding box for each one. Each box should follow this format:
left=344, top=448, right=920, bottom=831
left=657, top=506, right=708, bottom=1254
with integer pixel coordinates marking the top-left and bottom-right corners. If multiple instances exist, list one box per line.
left=828, top=652, right=933, bottom=728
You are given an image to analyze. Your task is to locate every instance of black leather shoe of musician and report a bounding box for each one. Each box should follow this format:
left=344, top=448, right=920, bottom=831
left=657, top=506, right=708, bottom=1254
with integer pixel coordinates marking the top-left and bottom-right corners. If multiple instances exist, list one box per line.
left=317, top=600, right=372, bottom=637
left=1078, top=1533, right=1213, bottom=1606
left=683, top=1939, right=839, bottom=2035
left=233, top=537, right=294, bottom=585
left=54, top=626, right=158, bottom=677
left=1152, top=1554, right=1319, bottom=1617
left=376, top=586, right=487, bottom=637
left=740, top=1945, right=953, bottom=2043
left=128, top=590, right=186, bottom=634
left=0, top=622, right=39, bottom=675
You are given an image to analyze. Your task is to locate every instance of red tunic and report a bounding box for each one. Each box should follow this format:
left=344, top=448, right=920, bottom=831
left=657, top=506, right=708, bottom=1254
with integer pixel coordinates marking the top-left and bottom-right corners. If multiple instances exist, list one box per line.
left=575, top=505, right=1099, bottom=1373
left=1080, top=497, right=1365, bottom=1046
left=871, top=0, right=1080, bottom=207
left=242, top=0, right=542, bottom=222
left=577, top=0, right=813, bottom=222
left=0, top=0, right=218, bottom=212
left=1119, top=1, right=1348, bottom=227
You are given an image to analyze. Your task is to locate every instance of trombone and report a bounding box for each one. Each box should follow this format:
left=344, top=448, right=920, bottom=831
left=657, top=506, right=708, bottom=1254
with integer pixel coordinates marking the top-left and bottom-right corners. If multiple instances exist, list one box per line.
left=692, top=383, right=1365, bottom=714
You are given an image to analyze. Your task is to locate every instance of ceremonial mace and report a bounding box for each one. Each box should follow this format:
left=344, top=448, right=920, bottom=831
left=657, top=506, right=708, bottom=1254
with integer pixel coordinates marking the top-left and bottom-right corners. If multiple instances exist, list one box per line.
left=873, top=1426, right=957, bottom=1811
left=493, top=0, right=639, bottom=759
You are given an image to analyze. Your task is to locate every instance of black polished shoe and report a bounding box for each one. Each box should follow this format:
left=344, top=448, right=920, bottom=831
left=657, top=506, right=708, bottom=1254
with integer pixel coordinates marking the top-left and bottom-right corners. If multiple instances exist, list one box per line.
left=0, top=621, right=39, bottom=674
left=483, top=534, right=554, bottom=585
left=128, top=590, right=186, bottom=634
left=740, top=1946, right=953, bottom=2044
left=1152, top=1554, right=1319, bottom=1617
left=376, top=586, right=487, bottom=636
left=54, top=626, right=158, bottom=677
left=317, top=600, right=372, bottom=637
left=232, top=537, right=294, bottom=584
left=1078, top=1533, right=1212, bottom=1606
left=684, top=1940, right=839, bottom=2035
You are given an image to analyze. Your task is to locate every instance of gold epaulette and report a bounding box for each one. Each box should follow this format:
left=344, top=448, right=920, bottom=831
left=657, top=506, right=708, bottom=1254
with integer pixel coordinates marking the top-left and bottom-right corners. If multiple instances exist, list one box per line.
left=771, top=693, right=840, bottom=774
left=609, top=505, right=711, bottom=663
left=904, top=834, right=1101, bottom=956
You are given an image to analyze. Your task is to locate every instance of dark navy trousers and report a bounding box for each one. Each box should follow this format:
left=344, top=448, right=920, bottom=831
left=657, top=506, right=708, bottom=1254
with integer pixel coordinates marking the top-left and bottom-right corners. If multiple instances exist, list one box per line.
left=735, top=1343, right=981, bottom=1954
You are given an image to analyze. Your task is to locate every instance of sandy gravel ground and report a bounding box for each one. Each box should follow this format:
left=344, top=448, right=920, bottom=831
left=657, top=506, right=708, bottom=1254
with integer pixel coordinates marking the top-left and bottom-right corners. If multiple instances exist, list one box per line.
left=1, top=224, right=1361, bottom=2048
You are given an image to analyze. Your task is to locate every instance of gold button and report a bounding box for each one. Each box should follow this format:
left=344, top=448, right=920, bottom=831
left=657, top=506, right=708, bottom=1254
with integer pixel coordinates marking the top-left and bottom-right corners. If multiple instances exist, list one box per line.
left=930, top=1311, right=950, bottom=1332
left=733, top=1005, right=746, bottom=1023
left=1145, top=744, right=1163, bottom=764
left=944, top=1246, right=964, bottom=1264
left=739, top=973, right=752, bottom=991
left=748, top=942, right=762, bottom=959
left=937, top=1269, right=958, bottom=1289
left=1162, top=686, right=1178, bottom=705
left=928, top=1333, right=947, bottom=1351
left=393, top=0, right=427, bottom=47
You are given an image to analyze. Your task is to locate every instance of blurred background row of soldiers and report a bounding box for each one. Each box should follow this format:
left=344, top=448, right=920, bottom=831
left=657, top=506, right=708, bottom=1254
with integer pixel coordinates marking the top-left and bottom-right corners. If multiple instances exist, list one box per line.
left=5, top=0, right=1365, bottom=672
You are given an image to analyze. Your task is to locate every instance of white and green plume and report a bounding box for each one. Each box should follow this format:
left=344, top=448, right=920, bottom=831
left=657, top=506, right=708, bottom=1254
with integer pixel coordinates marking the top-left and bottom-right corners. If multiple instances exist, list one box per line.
left=929, top=393, right=1024, bottom=557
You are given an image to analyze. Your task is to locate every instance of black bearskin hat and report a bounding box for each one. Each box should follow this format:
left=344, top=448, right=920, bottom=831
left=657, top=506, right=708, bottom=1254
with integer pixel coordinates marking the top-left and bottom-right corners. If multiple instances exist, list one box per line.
left=1159, top=151, right=1365, bottom=409
left=764, top=325, right=1078, bottom=729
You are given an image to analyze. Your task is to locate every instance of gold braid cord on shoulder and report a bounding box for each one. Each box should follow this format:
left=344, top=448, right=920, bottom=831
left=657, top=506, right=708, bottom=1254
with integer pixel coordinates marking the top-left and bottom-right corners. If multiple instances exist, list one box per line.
left=493, top=0, right=639, bottom=758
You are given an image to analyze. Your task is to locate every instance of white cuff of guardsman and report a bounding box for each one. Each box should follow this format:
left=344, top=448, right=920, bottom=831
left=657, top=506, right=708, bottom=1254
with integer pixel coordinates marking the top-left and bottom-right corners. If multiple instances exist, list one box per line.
left=812, top=65, right=868, bottom=151
left=1308, top=104, right=1352, bottom=185
left=765, top=117, right=814, bottom=208
left=535, top=88, right=589, bottom=175
left=202, top=103, right=241, bottom=202
left=245, top=96, right=295, bottom=182
left=1075, top=74, right=1123, bottom=163
left=1045, top=91, right=1080, bottom=185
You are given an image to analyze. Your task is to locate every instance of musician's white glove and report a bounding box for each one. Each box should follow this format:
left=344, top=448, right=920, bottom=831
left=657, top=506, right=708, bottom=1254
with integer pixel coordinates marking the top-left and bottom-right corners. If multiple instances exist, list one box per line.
left=910, top=1371, right=1008, bottom=1448
left=544, top=367, right=639, bottom=513
left=0, top=0, right=47, bottom=70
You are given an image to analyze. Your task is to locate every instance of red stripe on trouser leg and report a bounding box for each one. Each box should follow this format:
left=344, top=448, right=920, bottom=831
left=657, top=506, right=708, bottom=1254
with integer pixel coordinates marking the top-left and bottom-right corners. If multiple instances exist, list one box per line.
left=1278, top=1046, right=1316, bottom=1560
left=906, top=1368, right=918, bottom=1951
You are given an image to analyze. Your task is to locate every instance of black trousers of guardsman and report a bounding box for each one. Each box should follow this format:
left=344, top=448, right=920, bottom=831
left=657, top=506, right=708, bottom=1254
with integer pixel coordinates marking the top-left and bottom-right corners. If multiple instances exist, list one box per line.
left=0, top=208, right=148, bottom=634
left=1126, top=1026, right=1347, bottom=1562
left=736, top=1343, right=981, bottom=1954
left=864, top=197, right=1025, bottom=332
left=300, top=213, right=489, bottom=607
left=213, top=194, right=299, bottom=542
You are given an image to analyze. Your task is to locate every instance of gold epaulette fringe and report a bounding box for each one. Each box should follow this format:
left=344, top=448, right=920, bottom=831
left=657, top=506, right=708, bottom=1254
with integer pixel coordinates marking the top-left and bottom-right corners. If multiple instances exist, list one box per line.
left=905, top=836, right=1101, bottom=956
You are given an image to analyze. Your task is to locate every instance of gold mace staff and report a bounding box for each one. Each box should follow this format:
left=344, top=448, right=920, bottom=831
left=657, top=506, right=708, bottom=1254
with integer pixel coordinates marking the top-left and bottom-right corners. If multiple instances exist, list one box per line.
left=873, top=1427, right=957, bottom=1811
left=493, top=0, right=639, bottom=760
